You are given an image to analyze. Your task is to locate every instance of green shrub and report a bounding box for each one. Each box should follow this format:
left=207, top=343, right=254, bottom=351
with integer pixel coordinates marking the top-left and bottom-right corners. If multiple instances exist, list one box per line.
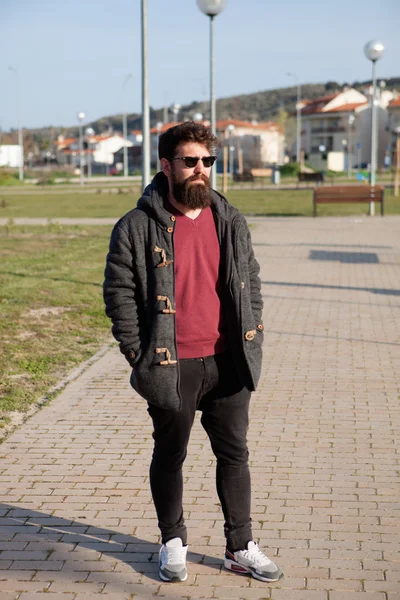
left=0, top=169, right=20, bottom=186
left=279, top=162, right=300, bottom=177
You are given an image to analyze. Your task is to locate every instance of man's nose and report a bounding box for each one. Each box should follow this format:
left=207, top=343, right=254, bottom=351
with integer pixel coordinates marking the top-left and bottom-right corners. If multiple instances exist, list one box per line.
left=193, top=159, right=205, bottom=174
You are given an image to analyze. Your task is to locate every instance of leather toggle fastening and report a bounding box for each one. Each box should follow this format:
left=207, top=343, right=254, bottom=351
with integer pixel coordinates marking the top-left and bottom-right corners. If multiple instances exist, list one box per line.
left=156, top=295, right=176, bottom=314
left=244, top=329, right=256, bottom=341
left=155, top=347, right=177, bottom=366
left=154, top=245, right=173, bottom=268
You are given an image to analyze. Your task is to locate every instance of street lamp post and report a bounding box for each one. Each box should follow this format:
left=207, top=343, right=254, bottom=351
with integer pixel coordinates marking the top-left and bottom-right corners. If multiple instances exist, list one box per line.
left=8, top=66, right=24, bottom=181
left=287, top=72, right=301, bottom=164
left=171, top=103, right=181, bottom=124
left=363, top=40, right=384, bottom=215
left=347, top=115, right=355, bottom=178
left=197, top=0, right=226, bottom=190
left=141, top=0, right=151, bottom=188
left=156, top=121, right=163, bottom=172
left=227, top=123, right=235, bottom=177
left=85, top=127, right=95, bottom=179
left=77, top=112, right=85, bottom=186
left=122, top=73, right=133, bottom=178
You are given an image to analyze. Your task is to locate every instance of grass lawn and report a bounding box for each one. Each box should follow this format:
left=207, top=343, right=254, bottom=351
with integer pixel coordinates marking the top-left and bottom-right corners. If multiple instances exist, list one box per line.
left=1, top=186, right=399, bottom=433
left=1, top=187, right=400, bottom=218
left=228, top=188, right=400, bottom=216
left=0, top=225, right=113, bottom=428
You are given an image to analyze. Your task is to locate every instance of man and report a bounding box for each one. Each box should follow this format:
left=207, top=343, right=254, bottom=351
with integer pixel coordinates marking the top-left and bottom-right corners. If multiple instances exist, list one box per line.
left=103, top=121, right=283, bottom=584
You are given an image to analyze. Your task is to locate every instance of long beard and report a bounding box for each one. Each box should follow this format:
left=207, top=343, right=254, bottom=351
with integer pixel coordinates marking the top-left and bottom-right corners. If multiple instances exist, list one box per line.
left=172, top=173, right=212, bottom=209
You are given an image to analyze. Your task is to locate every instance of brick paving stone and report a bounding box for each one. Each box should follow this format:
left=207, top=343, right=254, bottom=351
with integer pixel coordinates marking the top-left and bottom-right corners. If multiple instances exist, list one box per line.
left=17, top=595, right=75, bottom=600
left=329, top=594, right=386, bottom=600
left=270, top=591, right=327, bottom=599
left=85, top=571, right=143, bottom=583
left=1, top=216, right=400, bottom=599
left=307, top=578, right=363, bottom=591
left=47, top=580, right=105, bottom=593
left=157, top=584, right=217, bottom=597
left=0, top=581, right=50, bottom=592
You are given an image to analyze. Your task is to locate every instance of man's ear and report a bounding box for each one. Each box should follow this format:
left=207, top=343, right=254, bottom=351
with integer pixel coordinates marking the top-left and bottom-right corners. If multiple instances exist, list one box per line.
left=160, top=157, right=171, bottom=177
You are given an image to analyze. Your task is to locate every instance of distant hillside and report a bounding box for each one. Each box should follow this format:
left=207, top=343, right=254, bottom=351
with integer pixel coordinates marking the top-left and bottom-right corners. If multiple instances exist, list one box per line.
left=4, top=77, right=400, bottom=155
left=70, top=77, right=400, bottom=134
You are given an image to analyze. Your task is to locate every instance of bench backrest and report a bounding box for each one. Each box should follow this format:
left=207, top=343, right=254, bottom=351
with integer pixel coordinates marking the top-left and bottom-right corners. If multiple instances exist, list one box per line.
left=251, top=168, right=272, bottom=177
left=315, top=185, right=384, bottom=200
left=299, top=172, right=324, bottom=181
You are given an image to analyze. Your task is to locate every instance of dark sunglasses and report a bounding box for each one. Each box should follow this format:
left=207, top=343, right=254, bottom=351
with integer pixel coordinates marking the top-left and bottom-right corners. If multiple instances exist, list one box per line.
left=170, top=156, right=217, bottom=168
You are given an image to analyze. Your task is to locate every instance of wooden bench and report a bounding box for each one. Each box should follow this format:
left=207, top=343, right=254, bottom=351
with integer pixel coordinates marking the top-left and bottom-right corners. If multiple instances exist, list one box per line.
left=298, top=171, right=324, bottom=183
left=232, top=171, right=254, bottom=182
left=313, top=185, right=384, bottom=217
left=251, top=168, right=273, bottom=178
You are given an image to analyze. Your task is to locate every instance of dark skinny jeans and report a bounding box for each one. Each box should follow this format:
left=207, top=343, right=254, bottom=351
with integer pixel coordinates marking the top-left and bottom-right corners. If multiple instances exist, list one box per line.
left=147, top=352, right=252, bottom=551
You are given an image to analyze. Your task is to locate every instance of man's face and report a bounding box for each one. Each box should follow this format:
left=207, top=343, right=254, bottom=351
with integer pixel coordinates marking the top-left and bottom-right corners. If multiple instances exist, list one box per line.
left=165, top=142, right=213, bottom=209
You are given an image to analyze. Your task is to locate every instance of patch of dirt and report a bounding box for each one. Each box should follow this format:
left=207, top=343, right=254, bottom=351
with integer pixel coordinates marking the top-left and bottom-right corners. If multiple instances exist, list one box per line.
left=16, top=331, right=37, bottom=340
left=0, top=410, right=29, bottom=440
left=23, top=307, right=72, bottom=319
left=6, top=373, right=31, bottom=380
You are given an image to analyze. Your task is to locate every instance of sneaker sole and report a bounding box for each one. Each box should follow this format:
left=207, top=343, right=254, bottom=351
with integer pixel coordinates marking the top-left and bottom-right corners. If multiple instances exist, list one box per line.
left=224, top=558, right=283, bottom=582
left=159, top=569, right=188, bottom=583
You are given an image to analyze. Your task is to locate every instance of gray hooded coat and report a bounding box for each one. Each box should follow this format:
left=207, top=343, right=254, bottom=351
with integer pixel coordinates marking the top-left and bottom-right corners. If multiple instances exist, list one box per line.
left=103, top=172, right=264, bottom=412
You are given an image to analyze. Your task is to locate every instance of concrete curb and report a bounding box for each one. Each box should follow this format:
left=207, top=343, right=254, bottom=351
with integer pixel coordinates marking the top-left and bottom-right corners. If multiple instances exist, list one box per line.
left=0, top=341, right=115, bottom=444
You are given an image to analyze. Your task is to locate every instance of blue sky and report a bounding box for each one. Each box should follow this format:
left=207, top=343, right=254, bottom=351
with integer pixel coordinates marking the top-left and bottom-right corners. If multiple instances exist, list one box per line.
left=1, top=0, right=398, bottom=131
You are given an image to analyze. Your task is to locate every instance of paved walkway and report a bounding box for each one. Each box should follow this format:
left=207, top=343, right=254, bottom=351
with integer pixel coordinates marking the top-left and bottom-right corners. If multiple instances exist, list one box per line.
left=1, top=216, right=400, bottom=600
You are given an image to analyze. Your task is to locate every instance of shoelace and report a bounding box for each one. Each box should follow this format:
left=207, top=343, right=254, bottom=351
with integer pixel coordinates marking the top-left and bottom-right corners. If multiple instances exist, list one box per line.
left=242, top=543, right=271, bottom=567
left=162, top=545, right=186, bottom=565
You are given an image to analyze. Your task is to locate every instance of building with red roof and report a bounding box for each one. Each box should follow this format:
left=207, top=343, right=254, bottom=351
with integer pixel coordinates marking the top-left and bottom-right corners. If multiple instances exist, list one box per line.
left=299, top=87, right=394, bottom=171
left=215, top=119, right=284, bottom=170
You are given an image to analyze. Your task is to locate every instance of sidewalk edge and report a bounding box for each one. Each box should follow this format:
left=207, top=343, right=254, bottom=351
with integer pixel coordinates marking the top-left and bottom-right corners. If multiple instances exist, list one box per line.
left=0, top=341, right=115, bottom=444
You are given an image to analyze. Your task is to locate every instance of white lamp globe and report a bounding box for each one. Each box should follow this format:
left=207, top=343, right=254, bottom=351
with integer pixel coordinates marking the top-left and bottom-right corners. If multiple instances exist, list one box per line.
left=363, top=40, right=384, bottom=62
left=197, top=0, right=226, bottom=17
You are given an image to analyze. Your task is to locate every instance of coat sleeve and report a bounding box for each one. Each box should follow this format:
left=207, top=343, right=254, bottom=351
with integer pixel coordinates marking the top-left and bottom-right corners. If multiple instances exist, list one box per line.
left=103, top=222, right=141, bottom=364
left=245, top=222, right=264, bottom=326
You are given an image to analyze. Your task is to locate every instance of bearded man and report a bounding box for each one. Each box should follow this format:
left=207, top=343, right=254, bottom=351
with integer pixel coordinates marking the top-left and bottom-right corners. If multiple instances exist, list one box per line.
left=103, top=121, right=283, bottom=584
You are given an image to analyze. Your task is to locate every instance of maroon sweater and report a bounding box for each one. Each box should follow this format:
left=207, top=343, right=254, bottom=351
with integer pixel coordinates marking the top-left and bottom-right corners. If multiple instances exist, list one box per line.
left=167, top=202, right=225, bottom=359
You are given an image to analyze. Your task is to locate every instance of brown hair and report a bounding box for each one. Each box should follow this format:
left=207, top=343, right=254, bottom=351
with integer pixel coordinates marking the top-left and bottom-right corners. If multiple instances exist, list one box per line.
left=158, top=121, right=218, bottom=160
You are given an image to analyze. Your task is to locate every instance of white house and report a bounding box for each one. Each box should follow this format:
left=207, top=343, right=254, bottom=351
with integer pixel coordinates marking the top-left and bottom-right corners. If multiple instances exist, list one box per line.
left=299, top=87, right=393, bottom=171
left=91, top=134, right=133, bottom=165
left=55, top=133, right=133, bottom=169
left=127, top=130, right=143, bottom=146
left=387, top=94, right=400, bottom=166
left=0, top=145, right=23, bottom=168
left=387, top=94, right=400, bottom=135
left=216, top=119, right=284, bottom=170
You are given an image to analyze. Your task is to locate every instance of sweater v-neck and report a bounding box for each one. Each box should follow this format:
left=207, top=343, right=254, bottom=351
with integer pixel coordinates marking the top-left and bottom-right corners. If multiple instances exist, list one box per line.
left=164, top=199, right=206, bottom=224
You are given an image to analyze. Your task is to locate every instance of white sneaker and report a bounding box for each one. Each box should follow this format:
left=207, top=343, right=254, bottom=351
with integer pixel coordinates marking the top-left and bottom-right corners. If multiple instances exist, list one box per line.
left=224, top=541, right=283, bottom=582
left=159, top=537, right=188, bottom=582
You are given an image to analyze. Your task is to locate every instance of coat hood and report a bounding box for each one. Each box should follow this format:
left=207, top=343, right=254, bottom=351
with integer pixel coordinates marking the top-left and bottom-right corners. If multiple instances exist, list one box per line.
left=136, top=172, right=239, bottom=228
